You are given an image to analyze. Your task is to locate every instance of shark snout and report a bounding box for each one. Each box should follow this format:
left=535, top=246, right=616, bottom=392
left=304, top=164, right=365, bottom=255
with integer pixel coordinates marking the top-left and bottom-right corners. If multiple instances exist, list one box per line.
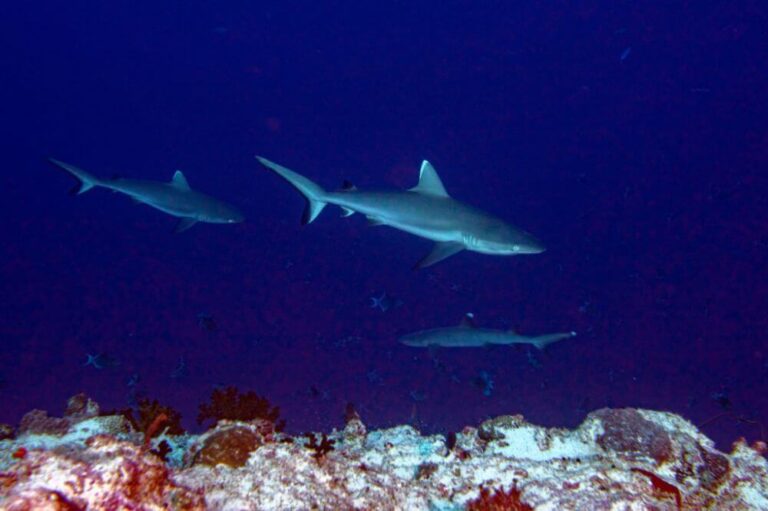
left=219, top=207, right=245, bottom=224
left=398, top=334, right=423, bottom=347
left=513, top=231, right=545, bottom=254
left=521, top=239, right=546, bottom=254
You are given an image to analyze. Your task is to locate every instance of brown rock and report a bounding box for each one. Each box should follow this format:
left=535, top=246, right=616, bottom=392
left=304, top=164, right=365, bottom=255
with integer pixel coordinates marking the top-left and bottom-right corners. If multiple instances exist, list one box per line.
left=0, top=423, right=14, bottom=441
left=594, top=408, right=673, bottom=464
left=64, top=393, right=100, bottom=419
left=193, top=425, right=263, bottom=468
left=17, top=410, right=69, bottom=436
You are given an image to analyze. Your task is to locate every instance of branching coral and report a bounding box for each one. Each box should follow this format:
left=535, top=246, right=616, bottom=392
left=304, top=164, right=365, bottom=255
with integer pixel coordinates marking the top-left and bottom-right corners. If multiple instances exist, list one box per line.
left=197, top=386, right=284, bottom=431
left=304, top=432, right=335, bottom=462
left=106, top=398, right=184, bottom=437
left=104, top=397, right=183, bottom=461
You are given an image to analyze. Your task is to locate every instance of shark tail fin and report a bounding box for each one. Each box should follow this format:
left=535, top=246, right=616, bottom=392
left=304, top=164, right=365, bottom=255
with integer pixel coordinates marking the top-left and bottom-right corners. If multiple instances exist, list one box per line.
left=49, top=158, right=101, bottom=195
left=256, top=156, right=327, bottom=225
left=532, top=331, right=577, bottom=351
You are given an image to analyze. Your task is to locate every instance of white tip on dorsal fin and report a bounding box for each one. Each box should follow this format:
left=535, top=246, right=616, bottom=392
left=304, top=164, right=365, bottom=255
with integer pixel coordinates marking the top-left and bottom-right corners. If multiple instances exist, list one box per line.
left=409, top=160, right=448, bottom=197
left=171, top=170, right=191, bottom=190
left=459, top=312, right=476, bottom=328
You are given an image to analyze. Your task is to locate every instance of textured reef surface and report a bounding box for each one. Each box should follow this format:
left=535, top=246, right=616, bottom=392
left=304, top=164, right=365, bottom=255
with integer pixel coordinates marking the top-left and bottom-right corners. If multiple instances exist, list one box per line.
left=0, top=395, right=766, bottom=510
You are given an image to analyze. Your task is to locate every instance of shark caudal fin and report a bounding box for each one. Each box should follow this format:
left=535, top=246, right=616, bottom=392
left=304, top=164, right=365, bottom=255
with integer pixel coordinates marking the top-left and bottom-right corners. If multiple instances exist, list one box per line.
left=49, top=158, right=103, bottom=195
left=531, top=331, right=577, bottom=351
left=256, top=156, right=328, bottom=225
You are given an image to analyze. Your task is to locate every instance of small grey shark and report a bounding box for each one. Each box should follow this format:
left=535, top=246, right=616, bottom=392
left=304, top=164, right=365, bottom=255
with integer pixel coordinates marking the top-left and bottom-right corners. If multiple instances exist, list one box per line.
left=256, top=156, right=544, bottom=268
left=399, top=313, right=576, bottom=350
left=49, top=158, right=244, bottom=232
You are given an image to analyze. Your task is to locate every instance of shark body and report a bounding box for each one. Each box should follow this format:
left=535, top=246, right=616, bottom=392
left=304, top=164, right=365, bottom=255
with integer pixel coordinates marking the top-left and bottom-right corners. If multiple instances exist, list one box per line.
left=49, top=158, right=243, bottom=232
left=399, top=314, right=576, bottom=350
left=256, top=156, right=544, bottom=268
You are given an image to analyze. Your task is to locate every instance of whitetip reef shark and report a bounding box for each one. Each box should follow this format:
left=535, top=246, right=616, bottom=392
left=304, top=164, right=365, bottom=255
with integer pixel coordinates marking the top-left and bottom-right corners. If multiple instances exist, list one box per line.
left=399, top=313, right=576, bottom=350
left=49, top=158, right=244, bottom=232
left=256, top=156, right=544, bottom=268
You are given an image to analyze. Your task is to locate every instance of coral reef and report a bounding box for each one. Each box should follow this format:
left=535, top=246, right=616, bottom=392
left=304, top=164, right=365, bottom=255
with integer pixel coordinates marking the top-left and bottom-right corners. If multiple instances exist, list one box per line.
left=0, top=436, right=205, bottom=510
left=1, top=397, right=767, bottom=510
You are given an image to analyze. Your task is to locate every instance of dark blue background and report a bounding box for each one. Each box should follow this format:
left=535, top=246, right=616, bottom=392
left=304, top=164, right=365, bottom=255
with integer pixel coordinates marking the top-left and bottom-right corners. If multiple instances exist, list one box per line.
left=1, top=1, right=767, bottom=448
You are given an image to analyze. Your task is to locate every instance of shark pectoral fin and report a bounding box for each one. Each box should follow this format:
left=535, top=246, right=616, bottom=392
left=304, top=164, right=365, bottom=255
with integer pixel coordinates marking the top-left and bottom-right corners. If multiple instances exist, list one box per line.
left=340, top=207, right=355, bottom=217
left=171, top=171, right=191, bottom=190
left=415, top=242, right=464, bottom=269
left=174, top=217, right=198, bottom=233
left=366, top=216, right=384, bottom=226
left=409, top=161, right=449, bottom=197
left=302, top=200, right=326, bottom=225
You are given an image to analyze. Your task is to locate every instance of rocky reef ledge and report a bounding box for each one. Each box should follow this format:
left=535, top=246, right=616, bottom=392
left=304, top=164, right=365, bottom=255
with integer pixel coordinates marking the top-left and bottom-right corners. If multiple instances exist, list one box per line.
left=0, top=395, right=766, bottom=510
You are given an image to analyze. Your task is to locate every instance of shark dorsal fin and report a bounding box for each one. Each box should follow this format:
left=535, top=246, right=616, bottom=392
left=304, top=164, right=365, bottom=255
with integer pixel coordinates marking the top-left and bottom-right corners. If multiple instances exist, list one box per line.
left=459, top=312, right=476, bottom=328
left=340, top=180, right=357, bottom=192
left=171, top=170, right=191, bottom=190
left=410, top=161, right=448, bottom=197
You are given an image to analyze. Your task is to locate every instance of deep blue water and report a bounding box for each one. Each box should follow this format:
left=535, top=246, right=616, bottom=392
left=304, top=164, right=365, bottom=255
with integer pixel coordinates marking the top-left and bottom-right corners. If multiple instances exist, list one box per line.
left=1, top=1, right=767, bottom=449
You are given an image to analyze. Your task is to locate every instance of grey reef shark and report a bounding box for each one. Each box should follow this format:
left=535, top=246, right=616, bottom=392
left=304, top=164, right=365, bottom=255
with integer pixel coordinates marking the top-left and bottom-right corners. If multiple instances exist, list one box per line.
left=399, top=313, right=577, bottom=350
left=49, top=158, right=243, bottom=232
left=256, top=156, right=544, bottom=268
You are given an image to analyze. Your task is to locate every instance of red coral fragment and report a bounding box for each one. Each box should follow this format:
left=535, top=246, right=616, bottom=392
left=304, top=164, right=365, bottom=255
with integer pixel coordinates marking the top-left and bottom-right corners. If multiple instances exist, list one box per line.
left=197, top=386, right=284, bottom=430
left=466, top=484, right=533, bottom=511
left=11, top=447, right=26, bottom=459
left=143, top=413, right=168, bottom=450
left=631, top=468, right=682, bottom=510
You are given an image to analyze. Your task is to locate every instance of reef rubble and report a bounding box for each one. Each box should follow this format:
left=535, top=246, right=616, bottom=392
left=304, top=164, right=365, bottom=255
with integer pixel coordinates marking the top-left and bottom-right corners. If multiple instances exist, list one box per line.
left=0, top=398, right=766, bottom=510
